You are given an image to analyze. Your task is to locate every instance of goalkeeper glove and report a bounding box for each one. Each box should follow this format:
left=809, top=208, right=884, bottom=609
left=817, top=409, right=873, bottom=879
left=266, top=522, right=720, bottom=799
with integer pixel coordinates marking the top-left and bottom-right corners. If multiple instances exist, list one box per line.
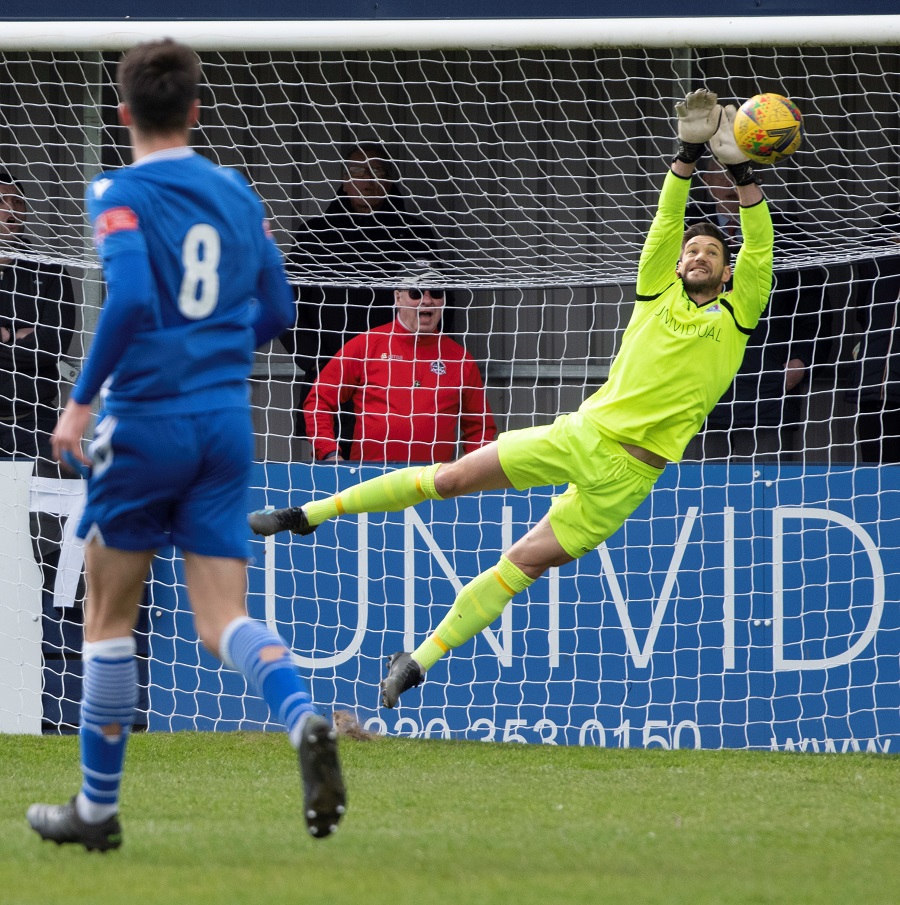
left=674, top=88, right=722, bottom=164
left=709, top=104, right=758, bottom=186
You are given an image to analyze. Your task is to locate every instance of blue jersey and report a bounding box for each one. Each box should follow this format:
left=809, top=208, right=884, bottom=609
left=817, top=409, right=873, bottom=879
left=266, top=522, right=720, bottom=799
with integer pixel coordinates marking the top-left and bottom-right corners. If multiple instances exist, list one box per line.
left=76, top=147, right=294, bottom=416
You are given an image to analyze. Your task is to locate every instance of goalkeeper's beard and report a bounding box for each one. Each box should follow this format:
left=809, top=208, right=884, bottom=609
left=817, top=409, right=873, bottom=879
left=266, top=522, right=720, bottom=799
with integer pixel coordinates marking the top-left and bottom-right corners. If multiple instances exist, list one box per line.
left=681, top=269, right=724, bottom=297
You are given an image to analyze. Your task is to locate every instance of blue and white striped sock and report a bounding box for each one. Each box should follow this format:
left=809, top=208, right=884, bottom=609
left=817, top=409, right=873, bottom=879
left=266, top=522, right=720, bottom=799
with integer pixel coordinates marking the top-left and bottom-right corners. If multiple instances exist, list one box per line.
left=76, top=637, right=138, bottom=824
left=220, top=617, right=317, bottom=748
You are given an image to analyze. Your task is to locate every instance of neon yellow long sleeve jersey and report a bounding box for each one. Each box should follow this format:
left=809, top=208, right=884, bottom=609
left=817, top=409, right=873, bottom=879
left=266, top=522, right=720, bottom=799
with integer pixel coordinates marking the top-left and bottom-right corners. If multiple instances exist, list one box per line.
left=580, top=169, right=774, bottom=462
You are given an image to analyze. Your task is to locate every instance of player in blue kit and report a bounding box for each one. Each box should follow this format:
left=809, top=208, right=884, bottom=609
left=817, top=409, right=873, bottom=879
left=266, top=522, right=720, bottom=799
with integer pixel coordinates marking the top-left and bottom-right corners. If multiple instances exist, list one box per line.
left=26, top=39, right=345, bottom=851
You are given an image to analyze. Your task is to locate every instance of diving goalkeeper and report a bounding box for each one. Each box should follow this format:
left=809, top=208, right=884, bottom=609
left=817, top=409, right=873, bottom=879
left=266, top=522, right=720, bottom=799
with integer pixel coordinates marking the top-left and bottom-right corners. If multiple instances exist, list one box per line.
left=250, top=89, right=774, bottom=709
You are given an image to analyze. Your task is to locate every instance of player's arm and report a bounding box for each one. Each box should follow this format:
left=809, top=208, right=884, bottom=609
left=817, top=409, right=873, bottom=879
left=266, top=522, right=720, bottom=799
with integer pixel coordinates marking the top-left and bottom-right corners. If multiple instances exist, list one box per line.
left=251, top=226, right=295, bottom=348
left=710, top=105, right=774, bottom=322
left=637, top=172, right=692, bottom=299
left=73, top=240, right=152, bottom=404
left=54, top=248, right=152, bottom=468
left=302, top=343, right=357, bottom=461
left=251, top=261, right=294, bottom=348
left=730, top=202, right=773, bottom=323
left=53, top=187, right=154, bottom=468
left=459, top=356, right=497, bottom=452
left=637, top=90, right=722, bottom=298
left=64, top=248, right=151, bottom=395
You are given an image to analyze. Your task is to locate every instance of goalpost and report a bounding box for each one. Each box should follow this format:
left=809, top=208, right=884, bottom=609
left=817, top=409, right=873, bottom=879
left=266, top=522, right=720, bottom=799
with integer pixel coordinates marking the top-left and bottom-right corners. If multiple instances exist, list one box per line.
left=1, top=18, right=898, bottom=749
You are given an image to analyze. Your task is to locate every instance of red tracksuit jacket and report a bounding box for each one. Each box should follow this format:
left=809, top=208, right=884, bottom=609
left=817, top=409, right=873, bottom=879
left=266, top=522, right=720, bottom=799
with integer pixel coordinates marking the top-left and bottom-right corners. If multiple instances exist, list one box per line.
left=303, top=319, right=496, bottom=462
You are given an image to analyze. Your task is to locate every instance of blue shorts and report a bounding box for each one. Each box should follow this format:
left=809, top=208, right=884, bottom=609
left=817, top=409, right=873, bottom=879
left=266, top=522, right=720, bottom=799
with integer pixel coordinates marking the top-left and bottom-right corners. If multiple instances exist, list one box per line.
left=77, top=408, right=253, bottom=558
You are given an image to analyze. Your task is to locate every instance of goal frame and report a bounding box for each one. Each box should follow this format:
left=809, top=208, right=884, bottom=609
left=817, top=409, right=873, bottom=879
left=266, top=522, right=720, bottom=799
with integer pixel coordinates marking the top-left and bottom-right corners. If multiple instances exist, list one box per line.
left=1, top=16, right=897, bottom=750
left=0, top=16, right=898, bottom=51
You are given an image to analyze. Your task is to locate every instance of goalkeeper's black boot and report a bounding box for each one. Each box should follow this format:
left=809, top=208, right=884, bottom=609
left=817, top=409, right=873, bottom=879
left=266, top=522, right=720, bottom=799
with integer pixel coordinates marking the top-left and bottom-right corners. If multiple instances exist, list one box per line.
left=248, top=505, right=316, bottom=537
left=298, top=714, right=346, bottom=840
left=27, top=797, right=122, bottom=852
left=380, top=652, right=425, bottom=709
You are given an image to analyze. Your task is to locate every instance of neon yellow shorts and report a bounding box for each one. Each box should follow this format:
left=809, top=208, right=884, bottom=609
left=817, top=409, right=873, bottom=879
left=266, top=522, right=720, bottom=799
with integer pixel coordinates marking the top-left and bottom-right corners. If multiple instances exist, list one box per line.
left=496, top=410, right=664, bottom=558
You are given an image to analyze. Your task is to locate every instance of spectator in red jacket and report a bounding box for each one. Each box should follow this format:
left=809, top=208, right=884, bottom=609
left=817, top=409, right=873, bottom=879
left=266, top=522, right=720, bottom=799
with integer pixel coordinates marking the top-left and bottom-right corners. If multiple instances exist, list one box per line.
left=303, top=268, right=495, bottom=463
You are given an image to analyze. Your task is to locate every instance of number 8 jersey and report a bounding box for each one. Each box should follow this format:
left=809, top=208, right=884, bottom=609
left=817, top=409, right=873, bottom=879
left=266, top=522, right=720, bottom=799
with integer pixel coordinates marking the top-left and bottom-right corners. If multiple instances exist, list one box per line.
left=77, top=147, right=292, bottom=417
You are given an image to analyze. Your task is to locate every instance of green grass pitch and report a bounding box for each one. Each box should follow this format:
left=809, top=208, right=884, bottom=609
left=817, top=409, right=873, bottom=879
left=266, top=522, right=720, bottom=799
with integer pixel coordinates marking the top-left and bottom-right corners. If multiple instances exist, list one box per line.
left=2, top=731, right=899, bottom=904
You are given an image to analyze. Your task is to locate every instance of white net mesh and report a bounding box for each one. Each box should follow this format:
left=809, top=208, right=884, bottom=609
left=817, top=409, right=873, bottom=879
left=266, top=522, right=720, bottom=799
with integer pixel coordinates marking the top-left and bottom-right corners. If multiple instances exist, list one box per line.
left=1, top=47, right=898, bottom=280
left=0, top=42, right=896, bottom=748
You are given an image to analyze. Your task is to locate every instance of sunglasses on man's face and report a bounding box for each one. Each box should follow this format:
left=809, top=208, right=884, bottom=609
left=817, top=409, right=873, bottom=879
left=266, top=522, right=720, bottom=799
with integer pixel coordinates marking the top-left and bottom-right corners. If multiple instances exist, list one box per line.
left=407, top=288, right=445, bottom=300
left=346, top=164, right=390, bottom=180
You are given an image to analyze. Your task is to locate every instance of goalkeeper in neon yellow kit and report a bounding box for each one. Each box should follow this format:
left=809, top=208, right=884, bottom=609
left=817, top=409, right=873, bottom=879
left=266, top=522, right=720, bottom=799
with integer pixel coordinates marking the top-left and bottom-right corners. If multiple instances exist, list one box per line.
left=251, top=89, right=774, bottom=708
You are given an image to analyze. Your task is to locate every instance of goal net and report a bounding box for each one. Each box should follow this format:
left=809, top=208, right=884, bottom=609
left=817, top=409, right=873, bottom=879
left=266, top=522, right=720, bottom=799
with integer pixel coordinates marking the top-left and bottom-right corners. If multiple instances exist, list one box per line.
left=2, top=27, right=898, bottom=749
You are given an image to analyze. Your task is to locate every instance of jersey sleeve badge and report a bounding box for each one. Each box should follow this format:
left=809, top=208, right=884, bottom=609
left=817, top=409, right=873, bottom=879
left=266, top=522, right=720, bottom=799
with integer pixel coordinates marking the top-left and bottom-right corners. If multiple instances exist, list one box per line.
left=94, top=206, right=140, bottom=247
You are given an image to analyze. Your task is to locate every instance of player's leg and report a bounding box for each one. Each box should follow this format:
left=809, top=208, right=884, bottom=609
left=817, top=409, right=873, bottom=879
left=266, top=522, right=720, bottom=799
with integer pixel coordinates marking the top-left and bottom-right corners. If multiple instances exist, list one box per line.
left=380, top=420, right=583, bottom=704
left=179, top=408, right=345, bottom=839
left=28, top=410, right=175, bottom=851
left=185, top=554, right=320, bottom=746
left=381, top=428, right=666, bottom=708
left=185, top=554, right=346, bottom=839
left=381, top=514, right=573, bottom=707
left=420, top=515, right=574, bottom=664
left=249, top=440, right=515, bottom=537
left=28, top=541, right=153, bottom=851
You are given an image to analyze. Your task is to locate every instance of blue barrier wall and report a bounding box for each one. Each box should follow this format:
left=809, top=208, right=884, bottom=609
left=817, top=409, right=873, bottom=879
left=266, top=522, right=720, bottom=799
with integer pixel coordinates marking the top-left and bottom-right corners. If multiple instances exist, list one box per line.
left=143, top=463, right=900, bottom=751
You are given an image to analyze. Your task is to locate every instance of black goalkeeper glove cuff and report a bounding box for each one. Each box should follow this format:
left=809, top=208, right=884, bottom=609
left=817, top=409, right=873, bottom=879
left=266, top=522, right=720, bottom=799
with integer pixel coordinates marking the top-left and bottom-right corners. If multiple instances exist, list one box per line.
left=725, top=160, right=758, bottom=186
left=674, top=139, right=705, bottom=164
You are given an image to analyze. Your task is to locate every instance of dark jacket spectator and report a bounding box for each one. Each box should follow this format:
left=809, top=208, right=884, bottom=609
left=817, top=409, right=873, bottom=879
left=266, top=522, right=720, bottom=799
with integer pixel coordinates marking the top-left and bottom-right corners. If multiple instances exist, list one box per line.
left=285, top=190, right=444, bottom=377
left=0, top=174, right=75, bottom=461
left=279, top=144, right=449, bottom=455
left=846, top=218, right=900, bottom=462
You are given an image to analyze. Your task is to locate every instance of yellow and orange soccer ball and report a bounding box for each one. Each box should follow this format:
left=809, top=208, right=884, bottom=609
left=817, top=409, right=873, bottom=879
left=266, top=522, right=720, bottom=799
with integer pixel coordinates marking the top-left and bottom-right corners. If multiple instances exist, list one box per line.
left=733, top=93, right=803, bottom=164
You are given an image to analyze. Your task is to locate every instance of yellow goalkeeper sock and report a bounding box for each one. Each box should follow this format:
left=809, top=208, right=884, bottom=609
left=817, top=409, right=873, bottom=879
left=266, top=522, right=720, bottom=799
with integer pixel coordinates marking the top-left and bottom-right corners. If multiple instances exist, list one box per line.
left=413, top=556, right=534, bottom=670
left=304, top=464, right=442, bottom=527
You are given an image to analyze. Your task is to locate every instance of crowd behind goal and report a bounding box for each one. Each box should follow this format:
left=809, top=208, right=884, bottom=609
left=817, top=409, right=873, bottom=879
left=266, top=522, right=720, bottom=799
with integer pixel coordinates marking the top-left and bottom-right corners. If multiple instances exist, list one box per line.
left=0, top=47, right=895, bottom=469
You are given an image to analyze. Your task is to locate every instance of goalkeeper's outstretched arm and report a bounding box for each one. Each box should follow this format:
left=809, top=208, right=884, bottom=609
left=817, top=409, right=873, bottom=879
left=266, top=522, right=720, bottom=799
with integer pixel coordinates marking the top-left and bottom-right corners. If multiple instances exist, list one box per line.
left=709, top=103, right=764, bottom=206
left=671, top=87, right=722, bottom=179
left=709, top=103, right=773, bottom=320
left=638, top=88, right=723, bottom=296
left=670, top=90, right=764, bottom=209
